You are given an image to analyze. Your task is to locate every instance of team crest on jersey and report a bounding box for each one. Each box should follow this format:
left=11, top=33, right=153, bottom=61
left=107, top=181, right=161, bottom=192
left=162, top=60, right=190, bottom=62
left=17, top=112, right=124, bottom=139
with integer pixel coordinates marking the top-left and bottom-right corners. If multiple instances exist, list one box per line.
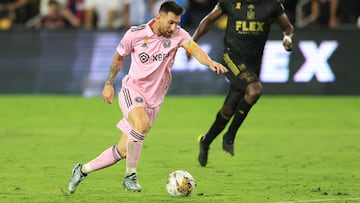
left=163, top=39, right=171, bottom=48
left=139, top=52, right=150, bottom=63
left=135, top=97, right=144, bottom=103
left=238, top=63, right=247, bottom=71
left=247, top=4, right=255, bottom=20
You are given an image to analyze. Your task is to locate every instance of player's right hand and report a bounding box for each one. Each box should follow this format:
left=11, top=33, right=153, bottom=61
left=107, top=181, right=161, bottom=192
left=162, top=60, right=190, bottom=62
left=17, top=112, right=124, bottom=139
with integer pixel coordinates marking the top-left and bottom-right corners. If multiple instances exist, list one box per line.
left=283, top=36, right=293, bottom=51
left=102, top=84, right=114, bottom=104
left=209, top=61, right=228, bottom=74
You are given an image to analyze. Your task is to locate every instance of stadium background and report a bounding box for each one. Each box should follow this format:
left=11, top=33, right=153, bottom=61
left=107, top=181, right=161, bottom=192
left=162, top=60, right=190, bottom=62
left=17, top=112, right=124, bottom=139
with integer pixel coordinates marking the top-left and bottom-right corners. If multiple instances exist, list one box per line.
left=0, top=27, right=359, bottom=96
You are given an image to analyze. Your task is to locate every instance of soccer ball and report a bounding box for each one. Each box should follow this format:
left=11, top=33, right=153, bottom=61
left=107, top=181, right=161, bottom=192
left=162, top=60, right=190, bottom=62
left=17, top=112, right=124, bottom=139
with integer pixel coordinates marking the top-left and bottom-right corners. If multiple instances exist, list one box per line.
left=166, top=170, right=195, bottom=197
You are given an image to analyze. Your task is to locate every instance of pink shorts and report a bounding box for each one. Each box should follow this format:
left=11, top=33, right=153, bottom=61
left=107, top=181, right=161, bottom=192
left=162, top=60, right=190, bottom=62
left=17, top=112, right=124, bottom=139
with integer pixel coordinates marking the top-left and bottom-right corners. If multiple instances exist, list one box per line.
left=116, top=87, right=160, bottom=135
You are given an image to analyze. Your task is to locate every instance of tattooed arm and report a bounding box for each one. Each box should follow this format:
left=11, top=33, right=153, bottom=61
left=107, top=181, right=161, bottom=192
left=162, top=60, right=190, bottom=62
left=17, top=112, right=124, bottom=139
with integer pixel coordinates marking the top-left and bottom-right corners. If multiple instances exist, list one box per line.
left=102, top=52, right=124, bottom=104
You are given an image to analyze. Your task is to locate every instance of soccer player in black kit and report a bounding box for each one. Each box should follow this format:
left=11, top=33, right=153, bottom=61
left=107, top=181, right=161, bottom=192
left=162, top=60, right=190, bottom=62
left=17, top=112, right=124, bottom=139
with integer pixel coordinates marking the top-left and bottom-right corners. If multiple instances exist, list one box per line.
left=192, top=0, right=294, bottom=167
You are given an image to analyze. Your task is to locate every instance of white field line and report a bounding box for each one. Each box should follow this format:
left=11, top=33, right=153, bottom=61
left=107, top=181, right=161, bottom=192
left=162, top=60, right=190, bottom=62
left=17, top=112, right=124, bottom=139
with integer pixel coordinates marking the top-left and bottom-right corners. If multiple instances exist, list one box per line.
left=271, top=197, right=360, bottom=203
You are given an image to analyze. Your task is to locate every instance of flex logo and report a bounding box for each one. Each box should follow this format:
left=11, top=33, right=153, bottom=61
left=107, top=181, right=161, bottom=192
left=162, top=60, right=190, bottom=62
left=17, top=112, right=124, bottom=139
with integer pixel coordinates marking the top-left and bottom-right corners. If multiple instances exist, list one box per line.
left=235, top=21, right=264, bottom=33
left=260, top=41, right=338, bottom=83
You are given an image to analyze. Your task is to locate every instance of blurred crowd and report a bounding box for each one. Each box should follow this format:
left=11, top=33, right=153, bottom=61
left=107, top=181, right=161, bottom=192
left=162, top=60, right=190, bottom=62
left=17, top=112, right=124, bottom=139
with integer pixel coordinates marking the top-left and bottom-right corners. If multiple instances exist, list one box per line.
left=0, top=0, right=359, bottom=30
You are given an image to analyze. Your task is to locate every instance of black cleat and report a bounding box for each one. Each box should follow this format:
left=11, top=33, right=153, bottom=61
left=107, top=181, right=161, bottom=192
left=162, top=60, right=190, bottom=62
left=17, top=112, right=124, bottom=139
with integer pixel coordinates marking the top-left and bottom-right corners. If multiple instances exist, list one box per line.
left=198, top=135, right=209, bottom=167
left=222, top=137, right=234, bottom=156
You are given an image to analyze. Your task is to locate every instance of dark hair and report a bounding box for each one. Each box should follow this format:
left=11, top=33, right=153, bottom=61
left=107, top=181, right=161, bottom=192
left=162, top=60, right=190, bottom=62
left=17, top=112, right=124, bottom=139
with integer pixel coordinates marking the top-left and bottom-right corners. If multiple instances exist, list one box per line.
left=159, top=1, right=185, bottom=16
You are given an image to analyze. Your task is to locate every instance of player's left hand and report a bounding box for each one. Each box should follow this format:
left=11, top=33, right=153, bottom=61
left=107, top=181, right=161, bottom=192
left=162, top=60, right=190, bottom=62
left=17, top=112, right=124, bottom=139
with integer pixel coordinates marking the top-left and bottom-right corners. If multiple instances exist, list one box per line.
left=283, top=36, right=293, bottom=51
left=209, top=61, right=228, bottom=74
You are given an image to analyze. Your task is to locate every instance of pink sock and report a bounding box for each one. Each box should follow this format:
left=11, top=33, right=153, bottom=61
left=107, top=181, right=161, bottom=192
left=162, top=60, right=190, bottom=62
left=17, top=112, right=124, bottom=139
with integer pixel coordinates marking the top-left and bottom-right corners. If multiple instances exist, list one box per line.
left=86, top=145, right=122, bottom=173
left=126, top=129, right=145, bottom=174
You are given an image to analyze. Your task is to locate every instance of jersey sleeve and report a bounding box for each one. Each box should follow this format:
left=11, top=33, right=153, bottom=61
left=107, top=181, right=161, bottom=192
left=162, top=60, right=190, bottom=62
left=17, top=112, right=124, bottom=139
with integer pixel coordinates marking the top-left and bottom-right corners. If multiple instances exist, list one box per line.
left=116, top=29, right=133, bottom=57
left=178, top=28, right=192, bottom=47
left=218, top=0, right=226, bottom=14
left=273, top=0, right=286, bottom=17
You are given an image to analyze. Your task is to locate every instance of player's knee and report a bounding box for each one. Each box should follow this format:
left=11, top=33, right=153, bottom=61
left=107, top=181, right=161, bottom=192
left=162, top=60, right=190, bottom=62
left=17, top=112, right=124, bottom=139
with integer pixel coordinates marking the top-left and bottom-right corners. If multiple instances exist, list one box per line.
left=246, top=82, right=263, bottom=103
left=132, top=119, right=150, bottom=134
left=220, top=105, right=234, bottom=119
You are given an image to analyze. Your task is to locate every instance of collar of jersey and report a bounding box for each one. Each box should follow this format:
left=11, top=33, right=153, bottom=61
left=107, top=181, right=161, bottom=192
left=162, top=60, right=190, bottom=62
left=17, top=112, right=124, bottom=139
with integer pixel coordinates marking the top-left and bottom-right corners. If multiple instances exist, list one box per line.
left=146, top=18, right=158, bottom=38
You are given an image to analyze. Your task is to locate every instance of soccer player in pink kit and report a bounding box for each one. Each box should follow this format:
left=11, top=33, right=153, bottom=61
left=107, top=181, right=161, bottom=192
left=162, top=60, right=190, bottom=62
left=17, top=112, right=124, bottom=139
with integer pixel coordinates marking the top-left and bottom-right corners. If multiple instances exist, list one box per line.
left=68, top=1, right=227, bottom=193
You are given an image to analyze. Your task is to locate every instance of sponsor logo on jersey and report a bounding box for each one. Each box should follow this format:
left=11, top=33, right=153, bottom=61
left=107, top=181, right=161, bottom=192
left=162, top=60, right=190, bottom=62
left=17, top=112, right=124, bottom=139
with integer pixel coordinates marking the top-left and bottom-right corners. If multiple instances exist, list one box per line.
left=138, top=52, right=170, bottom=63
left=139, top=52, right=150, bottom=63
left=153, top=53, right=170, bottom=61
left=141, top=36, right=149, bottom=48
left=236, top=2, right=241, bottom=9
left=235, top=20, right=264, bottom=34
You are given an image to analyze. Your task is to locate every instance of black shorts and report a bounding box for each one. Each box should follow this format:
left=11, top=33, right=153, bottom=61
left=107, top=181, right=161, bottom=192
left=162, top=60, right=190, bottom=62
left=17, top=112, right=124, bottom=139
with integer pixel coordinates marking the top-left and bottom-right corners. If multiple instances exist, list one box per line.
left=222, top=52, right=259, bottom=91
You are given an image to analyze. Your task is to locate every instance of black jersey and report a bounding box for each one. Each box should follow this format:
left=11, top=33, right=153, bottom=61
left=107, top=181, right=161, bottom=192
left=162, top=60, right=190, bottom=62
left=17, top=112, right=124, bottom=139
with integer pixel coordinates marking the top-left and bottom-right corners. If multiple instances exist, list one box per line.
left=219, top=0, right=285, bottom=71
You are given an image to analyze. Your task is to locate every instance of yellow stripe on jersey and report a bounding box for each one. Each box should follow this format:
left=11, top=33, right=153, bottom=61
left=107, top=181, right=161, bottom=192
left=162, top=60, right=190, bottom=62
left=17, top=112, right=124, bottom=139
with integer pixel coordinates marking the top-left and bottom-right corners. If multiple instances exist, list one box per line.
left=223, top=53, right=240, bottom=76
left=183, top=40, right=198, bottom=54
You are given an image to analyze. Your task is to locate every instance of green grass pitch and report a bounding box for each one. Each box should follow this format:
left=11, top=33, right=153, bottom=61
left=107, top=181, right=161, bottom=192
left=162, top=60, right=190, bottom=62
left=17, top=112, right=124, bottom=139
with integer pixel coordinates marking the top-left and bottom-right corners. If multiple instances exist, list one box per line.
left=1, top=95, right=360, bottom=203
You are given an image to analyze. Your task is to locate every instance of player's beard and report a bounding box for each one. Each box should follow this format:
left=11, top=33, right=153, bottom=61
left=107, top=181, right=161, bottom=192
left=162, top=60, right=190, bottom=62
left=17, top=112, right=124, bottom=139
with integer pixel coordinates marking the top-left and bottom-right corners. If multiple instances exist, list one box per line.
left=159, top=28, right=173, bottom=38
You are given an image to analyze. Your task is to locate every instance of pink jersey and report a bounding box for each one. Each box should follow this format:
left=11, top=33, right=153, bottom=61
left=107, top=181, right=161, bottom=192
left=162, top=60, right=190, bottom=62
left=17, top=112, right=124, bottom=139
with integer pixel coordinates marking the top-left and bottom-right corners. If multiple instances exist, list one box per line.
left=117, top=19, right=192, bottom=108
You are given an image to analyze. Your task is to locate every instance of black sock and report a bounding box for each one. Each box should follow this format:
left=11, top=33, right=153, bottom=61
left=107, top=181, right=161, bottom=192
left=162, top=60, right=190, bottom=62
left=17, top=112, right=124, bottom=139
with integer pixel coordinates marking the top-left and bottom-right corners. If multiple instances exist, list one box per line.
left=203, top=112, right=230, bottom=146
left=223, top=99, right=253, bottom=144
